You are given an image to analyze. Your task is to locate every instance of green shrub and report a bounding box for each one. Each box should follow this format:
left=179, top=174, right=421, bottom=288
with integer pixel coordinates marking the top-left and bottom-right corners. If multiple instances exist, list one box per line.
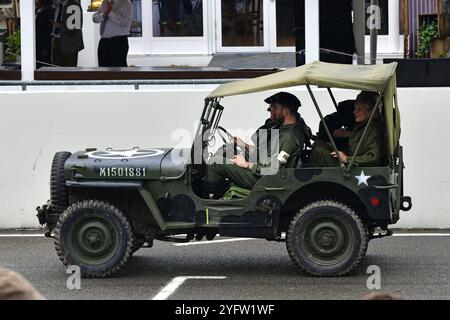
left=416, top=21, right=438, bottom=58
left=4, top=29, right=21, bottom=63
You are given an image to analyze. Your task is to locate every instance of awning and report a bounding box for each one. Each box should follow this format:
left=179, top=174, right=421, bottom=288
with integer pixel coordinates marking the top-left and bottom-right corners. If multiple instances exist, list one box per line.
left=207, top=61, right=397, bottom=99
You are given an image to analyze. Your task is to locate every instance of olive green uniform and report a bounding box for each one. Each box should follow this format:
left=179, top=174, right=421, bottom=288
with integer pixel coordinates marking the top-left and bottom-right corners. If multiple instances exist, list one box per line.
left=309, top=120, right=384, bottom=167
left=211, top=123, right=305, bottom=189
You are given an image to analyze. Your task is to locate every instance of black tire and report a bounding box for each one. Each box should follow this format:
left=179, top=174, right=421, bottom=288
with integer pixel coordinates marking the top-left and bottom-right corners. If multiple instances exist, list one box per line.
left=286, top=200, right=368, bottom=277
left=54, top=200, right=134, bottom=278
left=50, top=151, right=72, bottom=214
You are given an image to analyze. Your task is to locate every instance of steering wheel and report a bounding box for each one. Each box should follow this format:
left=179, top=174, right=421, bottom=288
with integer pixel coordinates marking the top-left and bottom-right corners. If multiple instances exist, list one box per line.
left=217, top=126, right=234, bottom=145
left=217, top=126, right=248, bottom=160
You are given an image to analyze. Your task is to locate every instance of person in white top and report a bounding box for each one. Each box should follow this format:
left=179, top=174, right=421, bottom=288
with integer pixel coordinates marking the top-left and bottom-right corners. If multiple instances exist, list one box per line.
left=93, top=0, right=133, bottom=67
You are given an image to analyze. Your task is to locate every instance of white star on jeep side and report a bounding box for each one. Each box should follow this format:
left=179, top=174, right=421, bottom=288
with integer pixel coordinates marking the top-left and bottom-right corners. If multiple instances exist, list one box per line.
left=355, top=170, right=371, bottom=186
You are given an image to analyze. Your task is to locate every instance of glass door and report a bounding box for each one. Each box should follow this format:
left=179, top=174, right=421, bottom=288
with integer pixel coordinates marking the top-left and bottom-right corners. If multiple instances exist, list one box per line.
left=129, top=0, right=210, bottom=55
left=128, top=0, right=145, bottom=54
left=216, top=0, right=295, bottom=53
left=216, top=0, right=269, bottom=52
left=268, top=0, right=295, bottom=52
left=148, top=0, right=209, bottom=54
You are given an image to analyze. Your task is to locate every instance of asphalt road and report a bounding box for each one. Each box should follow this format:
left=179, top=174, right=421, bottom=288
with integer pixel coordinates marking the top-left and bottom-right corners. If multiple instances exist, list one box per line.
left=0, top=233, right=449, bottom=300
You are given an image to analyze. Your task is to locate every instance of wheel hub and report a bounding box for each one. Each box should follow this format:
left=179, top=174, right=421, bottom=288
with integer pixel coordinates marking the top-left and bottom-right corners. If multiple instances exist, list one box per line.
left=86, top=231, right=103, bottom=249
left=303, top=219, right=351, bottom=264
left=69, top=218, right=118, bottom=264
left=318, top=231, right=335, bottom=248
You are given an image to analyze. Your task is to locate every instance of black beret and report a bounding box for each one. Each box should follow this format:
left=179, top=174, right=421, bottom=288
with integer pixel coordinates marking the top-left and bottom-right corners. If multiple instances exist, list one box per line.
left=264, top=92, right=301, bottom=112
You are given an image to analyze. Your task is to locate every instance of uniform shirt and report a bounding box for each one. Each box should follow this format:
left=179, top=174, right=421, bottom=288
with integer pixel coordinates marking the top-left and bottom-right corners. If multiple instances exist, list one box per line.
left=347, top=120, right=384, bottom=166
left=92, top=0, right=133, bottom=38
left=250, top=122, right=305, bottom=175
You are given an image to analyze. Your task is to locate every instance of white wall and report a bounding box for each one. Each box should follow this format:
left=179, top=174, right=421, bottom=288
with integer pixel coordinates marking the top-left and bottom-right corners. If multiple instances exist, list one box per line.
left=0, top=86, right=449, bottom=229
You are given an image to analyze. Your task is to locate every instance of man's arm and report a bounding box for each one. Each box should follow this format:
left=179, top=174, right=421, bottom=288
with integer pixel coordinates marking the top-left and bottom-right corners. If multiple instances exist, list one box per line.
left=92, top=1, right=106, bottom=23
left=248, top=128, right=305, bottom=175
left=347, top=127, right=383, bottom=166
left=108, top=2, right=133, bottom=27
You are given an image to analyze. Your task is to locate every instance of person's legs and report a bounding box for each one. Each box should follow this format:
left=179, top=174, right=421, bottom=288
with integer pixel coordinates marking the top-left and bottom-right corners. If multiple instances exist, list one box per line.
left=98, top=37, right=110, bottom=67
left=61, top=52, right=78, bottom=67
left=160, top=0, right=169, bottom=23
left=51, top=37, right=62, bottom=66
left=212, top=163, right=259, bottom=190
left=174, top=0, right=182, bottom=22
left=116, top=36, right=129, bottom=67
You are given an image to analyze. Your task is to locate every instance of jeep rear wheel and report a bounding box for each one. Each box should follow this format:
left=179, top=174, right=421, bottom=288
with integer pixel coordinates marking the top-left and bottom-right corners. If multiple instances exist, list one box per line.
left=54, top=200, right=134, bottom=278
left=50, top=151, right=72, bottom=214
left=286, top=200, right=368, bottom=277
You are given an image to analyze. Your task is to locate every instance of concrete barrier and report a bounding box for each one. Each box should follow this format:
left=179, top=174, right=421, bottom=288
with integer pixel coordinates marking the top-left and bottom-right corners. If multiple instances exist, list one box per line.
left=0, top=86, right=448, bottom=229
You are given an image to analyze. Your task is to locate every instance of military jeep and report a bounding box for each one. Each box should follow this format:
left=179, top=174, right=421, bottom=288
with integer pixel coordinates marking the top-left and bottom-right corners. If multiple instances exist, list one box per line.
left=37, top=61, right=412, bottom=278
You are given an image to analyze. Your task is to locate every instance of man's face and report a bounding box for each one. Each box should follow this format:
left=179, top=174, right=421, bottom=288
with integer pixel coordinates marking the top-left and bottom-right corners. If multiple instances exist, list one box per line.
left=268, top=103, right=284, bottom=122
left=354, top=98, right=371, bottom=123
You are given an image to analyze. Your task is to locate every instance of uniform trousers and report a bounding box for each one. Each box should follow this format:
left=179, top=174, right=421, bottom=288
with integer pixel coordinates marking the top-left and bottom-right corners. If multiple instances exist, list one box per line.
left=98, top=35, right=129, bottom=67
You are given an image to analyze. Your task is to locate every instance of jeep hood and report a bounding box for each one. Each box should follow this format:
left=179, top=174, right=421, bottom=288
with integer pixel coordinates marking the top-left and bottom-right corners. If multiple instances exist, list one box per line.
left=64, top=148, right=189, bottom=180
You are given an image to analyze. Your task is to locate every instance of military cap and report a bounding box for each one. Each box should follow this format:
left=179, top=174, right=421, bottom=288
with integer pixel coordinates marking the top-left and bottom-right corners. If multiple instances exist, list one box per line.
left=264, top=92, right=301, bottom=113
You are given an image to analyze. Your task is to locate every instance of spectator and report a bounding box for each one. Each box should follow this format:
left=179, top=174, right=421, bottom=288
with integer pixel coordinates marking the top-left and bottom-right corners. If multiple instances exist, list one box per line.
left=0, top=267, right=44, bottom=300
left=35, top=0, right=54, bottom=68
left=51, top=0, right=84, bottom=67
left=93, top=0, right=133, bottom=67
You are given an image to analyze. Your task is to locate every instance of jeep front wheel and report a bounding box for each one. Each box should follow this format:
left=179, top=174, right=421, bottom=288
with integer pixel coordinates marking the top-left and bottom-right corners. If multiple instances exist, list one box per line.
left=286, top=200, right=368, bottom=277
left=54, top=200, right=134, bottom=278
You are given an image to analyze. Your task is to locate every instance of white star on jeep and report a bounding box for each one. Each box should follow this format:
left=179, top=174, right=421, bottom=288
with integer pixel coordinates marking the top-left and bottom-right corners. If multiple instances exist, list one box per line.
left=102, top=150, right=142, bottom=157
left=355, top=170, right=371, bottom=186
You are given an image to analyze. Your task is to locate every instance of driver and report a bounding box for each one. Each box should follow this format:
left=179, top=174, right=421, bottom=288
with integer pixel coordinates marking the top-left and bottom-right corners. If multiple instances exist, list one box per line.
left=234, top=93, right=312, bottom=163
left=208, top=92, right=306, bottom=190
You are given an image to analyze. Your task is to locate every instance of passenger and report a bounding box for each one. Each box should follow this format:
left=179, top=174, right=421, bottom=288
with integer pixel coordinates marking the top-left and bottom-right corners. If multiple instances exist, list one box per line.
left=209, top=92, right=306, bottom=190
left=309, top=91, right=384, bottom=167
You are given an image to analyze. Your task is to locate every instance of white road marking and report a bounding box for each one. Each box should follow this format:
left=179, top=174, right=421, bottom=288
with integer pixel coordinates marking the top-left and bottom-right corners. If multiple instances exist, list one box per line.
left=152, top=276, right=226, bottom=300
left=392, top=233, right=450, bottom=237
left=173, top=238, right=254, bottom=246
left=1, top=233, right=450, bottom=239
left=0, top=234, right=45, bottom=237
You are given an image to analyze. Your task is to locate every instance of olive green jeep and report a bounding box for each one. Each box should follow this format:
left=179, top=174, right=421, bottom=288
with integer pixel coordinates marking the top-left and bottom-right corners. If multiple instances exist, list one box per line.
left=37, top=61, right=412, bottom=278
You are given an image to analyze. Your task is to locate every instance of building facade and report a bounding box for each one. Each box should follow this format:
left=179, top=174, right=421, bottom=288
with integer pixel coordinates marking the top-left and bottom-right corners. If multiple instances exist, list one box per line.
left=0, top=0, right=407, bottom=71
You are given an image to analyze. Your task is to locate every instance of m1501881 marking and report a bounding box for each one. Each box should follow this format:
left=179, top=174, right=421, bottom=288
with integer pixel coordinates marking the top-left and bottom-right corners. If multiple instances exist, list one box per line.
left=99, top=167, right=146, bottom=177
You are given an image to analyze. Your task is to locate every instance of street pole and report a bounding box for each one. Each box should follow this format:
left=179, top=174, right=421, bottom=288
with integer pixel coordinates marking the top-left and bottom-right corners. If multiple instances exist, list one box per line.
left=20, top=0, right=35, bottom=81
left=305, top=0, right=320, bottom=63
left=370, top=0, right=379, bottom=65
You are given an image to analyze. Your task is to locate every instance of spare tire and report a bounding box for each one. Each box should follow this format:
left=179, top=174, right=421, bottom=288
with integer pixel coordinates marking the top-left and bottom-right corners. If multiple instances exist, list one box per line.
left=50, top=151, right=72, bottom=214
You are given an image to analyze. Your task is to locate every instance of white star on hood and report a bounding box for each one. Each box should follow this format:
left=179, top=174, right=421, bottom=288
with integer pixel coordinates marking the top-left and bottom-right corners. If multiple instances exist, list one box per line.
left=355, top=170, right=371, bottom=186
